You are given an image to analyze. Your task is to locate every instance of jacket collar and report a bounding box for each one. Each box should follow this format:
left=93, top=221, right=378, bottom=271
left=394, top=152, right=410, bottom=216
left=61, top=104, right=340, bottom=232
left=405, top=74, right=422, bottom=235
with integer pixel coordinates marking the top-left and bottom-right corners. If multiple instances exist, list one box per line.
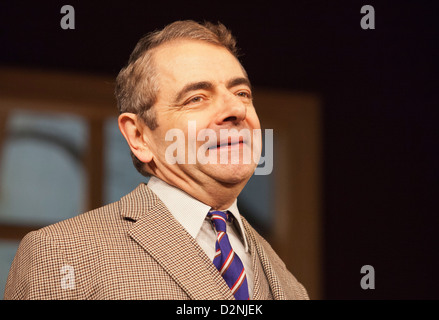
left=147, top=176, right=250, bottom=253
left=119, top=183, right=287, bottom=300
left=119, top=183, right=156, bottom=221
left=120, top=183, right=234, bottom=300
left=241, top=216, right=287, bottom=300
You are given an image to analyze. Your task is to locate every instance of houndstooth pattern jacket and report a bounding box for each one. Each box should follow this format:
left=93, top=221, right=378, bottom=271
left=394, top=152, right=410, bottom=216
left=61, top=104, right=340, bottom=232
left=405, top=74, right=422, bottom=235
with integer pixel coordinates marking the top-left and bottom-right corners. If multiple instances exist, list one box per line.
left=4, top=184, right=309, bottom=300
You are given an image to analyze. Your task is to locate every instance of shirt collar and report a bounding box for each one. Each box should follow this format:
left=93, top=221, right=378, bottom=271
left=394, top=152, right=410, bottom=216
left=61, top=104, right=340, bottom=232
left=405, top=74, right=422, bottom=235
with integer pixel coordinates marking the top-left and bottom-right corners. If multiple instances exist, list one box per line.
left=147, top=176, right=249, bottom=252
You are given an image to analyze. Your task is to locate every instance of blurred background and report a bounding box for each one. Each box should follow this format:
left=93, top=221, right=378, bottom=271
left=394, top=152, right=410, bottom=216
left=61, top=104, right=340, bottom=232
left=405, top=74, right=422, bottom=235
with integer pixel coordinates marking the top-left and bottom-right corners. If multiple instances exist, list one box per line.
left=0, top=0, right=438, bottom=299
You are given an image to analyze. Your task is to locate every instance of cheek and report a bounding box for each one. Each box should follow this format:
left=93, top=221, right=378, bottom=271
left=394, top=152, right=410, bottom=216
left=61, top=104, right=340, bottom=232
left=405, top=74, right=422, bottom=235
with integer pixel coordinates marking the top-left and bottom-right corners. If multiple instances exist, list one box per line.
left=146, top=124, right=175, bottom=153
left=150, top=118, right=209, bottom=160
left=247, top=109, right=261, bottom=130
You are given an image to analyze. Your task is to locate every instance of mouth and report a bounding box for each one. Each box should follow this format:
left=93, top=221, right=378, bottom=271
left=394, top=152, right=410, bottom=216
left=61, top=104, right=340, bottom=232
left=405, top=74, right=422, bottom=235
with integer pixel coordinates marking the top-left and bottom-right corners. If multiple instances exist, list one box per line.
left=209, top=137, right=245, bottom=150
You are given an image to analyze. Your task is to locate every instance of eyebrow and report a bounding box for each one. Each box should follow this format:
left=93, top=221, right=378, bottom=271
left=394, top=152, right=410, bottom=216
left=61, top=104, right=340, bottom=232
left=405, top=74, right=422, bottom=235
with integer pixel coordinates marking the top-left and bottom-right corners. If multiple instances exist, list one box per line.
left=173, top=77, right=252, bottom=104
left=174, top=81, right=213, bottom=103
left=226, top=77, right=252, bottom=90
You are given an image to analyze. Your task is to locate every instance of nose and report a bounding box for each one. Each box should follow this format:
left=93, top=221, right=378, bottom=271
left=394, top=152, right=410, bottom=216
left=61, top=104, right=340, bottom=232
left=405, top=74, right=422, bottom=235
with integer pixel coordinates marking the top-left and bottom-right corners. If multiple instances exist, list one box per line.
left=215, top=90, right=247, bottom=126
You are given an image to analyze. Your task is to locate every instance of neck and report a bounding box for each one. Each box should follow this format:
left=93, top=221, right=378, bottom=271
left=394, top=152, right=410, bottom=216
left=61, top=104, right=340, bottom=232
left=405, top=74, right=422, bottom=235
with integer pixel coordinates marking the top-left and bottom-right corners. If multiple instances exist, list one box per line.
left=193, top=181, right=241, bottom=210
left=155, top=174, right=244, bottom=210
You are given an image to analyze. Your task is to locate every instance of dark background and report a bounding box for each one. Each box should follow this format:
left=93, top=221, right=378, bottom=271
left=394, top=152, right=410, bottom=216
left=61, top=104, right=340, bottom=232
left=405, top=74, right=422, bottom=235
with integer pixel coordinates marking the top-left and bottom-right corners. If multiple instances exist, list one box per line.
left=1, top=0, right=438, bottom=299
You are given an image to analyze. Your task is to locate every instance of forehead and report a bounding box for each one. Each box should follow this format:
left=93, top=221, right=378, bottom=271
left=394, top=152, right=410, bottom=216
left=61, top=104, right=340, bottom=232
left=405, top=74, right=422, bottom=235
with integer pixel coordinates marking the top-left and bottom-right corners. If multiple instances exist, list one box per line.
left=152, top=39, right=247, bottom=85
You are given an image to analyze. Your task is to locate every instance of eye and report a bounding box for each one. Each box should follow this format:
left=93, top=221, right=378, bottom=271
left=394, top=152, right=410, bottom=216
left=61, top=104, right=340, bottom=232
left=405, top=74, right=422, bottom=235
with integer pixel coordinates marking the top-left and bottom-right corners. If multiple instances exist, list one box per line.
left=183, top=95, right=204, bottom=106
left=236, top=91, right=252, bottom=99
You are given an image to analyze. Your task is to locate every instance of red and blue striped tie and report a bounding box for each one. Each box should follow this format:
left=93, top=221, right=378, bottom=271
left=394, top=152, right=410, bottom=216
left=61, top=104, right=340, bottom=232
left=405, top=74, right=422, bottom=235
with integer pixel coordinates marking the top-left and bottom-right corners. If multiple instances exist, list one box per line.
left=208, top=210, right=250, bottom=300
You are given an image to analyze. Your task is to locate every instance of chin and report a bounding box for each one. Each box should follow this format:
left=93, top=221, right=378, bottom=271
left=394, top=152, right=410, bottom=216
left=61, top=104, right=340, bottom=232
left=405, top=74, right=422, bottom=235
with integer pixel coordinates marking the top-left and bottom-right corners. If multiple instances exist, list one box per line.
left=207, top=163, right=256, bottom=185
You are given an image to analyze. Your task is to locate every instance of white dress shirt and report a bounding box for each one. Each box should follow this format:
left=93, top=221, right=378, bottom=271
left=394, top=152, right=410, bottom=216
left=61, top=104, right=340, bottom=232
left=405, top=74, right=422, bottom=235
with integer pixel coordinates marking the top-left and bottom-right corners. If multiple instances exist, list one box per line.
left=147, top=176, right=254, bottom=297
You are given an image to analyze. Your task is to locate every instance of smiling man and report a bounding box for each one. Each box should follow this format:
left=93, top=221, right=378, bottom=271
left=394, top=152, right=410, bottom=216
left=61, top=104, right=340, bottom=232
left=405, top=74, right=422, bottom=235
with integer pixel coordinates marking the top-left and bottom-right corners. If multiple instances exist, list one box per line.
left=5, top=20, right=308, bottom=300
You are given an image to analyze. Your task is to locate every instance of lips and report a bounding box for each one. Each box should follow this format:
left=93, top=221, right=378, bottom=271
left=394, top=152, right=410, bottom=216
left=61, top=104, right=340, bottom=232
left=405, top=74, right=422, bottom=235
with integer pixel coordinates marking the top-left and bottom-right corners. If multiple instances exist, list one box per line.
left=209, top=137, right=244, bottom=149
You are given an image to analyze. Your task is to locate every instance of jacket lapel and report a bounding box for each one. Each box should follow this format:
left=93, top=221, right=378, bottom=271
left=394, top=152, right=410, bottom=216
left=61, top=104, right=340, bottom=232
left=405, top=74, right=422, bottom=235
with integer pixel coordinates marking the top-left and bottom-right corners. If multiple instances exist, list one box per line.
left=242, top=217, right=287, bottom=300
left=120, top=184, right=234, bottom=300
left=247, top=233, right=273, bottom=300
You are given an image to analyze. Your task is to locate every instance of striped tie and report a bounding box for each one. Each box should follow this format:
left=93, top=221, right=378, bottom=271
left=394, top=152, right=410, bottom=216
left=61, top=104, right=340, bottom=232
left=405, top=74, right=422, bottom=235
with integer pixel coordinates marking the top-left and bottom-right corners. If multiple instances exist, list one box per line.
left=207, top=210, right=249, bottom=300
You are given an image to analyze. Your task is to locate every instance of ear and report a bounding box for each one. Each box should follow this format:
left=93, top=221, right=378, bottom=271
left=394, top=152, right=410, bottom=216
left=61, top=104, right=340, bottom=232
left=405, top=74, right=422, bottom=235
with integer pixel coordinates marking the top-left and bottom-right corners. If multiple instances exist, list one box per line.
left=118, top=113, right=154, bottom=163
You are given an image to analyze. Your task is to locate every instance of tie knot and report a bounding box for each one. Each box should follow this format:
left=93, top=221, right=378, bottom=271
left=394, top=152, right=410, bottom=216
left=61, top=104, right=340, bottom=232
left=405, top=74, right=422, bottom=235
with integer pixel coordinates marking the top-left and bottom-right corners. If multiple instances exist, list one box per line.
left=207, top=210, right=232, bottom=232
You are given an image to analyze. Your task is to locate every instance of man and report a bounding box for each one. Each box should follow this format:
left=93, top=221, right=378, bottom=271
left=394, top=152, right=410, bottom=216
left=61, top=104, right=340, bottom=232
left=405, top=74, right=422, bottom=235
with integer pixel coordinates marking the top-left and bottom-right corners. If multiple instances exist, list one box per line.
left=5, top=20, right=308, bottom=300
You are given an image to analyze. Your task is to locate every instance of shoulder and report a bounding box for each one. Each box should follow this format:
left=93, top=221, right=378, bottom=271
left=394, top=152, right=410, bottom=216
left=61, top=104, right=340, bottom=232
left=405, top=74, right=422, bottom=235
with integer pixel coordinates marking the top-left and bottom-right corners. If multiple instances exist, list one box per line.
left=4, top=200, right=124, bottom=299
left=31, top=182, right=154, bottom=242
left=38, top=200, right=123, bottom=240
left=4, top=184, right=154, bottom=300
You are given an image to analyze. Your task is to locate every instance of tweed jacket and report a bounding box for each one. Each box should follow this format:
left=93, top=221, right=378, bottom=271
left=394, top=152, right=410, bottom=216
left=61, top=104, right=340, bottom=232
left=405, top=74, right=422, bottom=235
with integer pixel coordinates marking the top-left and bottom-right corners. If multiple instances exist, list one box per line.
left=4, top=183, right=309, bottom=300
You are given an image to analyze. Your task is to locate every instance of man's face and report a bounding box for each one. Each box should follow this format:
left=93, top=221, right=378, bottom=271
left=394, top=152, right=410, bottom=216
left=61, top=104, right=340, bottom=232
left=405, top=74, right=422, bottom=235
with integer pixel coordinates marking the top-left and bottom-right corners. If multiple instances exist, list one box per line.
left=143, top=39, right=261, bottom=187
